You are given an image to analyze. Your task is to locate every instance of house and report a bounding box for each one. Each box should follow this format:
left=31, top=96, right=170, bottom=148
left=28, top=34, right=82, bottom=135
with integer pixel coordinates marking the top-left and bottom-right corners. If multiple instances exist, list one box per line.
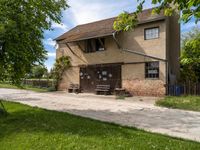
left=55, top=8, right=180, bottom=96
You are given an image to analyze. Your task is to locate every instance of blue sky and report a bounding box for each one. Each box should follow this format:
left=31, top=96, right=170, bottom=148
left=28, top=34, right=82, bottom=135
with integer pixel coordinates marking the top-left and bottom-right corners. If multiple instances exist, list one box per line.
left=43, top=0, right=200, bottom=71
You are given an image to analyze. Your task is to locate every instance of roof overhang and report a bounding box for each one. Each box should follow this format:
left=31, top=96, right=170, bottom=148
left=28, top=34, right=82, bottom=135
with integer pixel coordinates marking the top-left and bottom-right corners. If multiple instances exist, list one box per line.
left=55, top=16, right=166, bottom=44
left=58, top=33, right=113, bottom=44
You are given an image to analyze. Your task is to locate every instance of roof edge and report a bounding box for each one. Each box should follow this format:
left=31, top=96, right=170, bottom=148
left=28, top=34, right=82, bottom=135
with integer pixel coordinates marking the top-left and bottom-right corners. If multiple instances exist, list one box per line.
left=56, top=17, right=166, bottom=43
left=54, top=7, right=165, bottom=42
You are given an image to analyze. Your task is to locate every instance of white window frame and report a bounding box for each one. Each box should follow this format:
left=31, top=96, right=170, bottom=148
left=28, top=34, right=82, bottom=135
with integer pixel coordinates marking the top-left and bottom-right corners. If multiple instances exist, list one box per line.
left=144, top=27, right=159, bottom=40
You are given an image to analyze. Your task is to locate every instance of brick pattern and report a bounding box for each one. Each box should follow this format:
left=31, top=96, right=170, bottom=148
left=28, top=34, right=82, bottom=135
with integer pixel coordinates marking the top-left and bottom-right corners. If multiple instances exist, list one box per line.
left=123, top=79, right=166, bottom=97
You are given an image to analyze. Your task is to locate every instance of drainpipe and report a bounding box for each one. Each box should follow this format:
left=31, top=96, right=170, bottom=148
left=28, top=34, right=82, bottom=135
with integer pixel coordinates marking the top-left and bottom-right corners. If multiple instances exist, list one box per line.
left=112, top=32, right=121, bottom=49
left=112, top=31, right=169, bottom=94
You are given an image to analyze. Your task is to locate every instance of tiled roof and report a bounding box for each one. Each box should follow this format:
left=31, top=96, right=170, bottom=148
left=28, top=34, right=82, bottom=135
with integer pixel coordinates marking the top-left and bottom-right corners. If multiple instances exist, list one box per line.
left=55, top=8, right=165, bottom=42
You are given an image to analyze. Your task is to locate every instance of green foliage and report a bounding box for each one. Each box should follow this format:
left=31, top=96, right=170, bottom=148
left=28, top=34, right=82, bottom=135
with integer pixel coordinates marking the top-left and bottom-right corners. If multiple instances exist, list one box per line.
left=113, top=12, right=138, bottom=31
left=52, top=56, right=71, bottom=90
left=156, top=96, right=200, bottom=112
left=0, top=0, right=68, bottom=84
left=0, top=82, right=52, bottom=93
left=114, top=0, right=145, bottom=31
left=28, top=65, right=48, bottom=79
left=114, top=0, right=200, bottom=31
left=180, top=27, right=200, bottom=82
left=0, top=101, right=200, bottom=149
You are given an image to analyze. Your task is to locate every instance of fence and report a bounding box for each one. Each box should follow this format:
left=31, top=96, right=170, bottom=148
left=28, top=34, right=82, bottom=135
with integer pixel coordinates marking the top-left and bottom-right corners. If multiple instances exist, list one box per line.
left=22, top=79, right=55, bottom=88
left=167, top=82, right=200, bottom=96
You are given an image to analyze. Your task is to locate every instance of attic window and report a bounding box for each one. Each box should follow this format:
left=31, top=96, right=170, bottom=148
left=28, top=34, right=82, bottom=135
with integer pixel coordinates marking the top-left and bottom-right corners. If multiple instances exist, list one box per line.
left=144, top=27, right=159, bottom=40
left=85, top=38, right=105, bottom=53
left=96, top=38, right=105, bottom=51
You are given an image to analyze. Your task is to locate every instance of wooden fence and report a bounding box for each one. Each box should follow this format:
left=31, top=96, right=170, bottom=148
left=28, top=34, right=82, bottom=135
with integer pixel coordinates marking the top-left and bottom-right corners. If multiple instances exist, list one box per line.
left=22, top=79, right=55, bottom=88
left=167, top=83, right=200, bottom=96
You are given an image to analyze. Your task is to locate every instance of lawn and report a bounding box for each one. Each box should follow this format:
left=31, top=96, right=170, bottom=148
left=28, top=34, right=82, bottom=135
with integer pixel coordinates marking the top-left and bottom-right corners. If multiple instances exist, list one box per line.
left=0, top=83, right=54, bottom=92
left=156, top=96, right=200, bottom=112
left=0, top=101, right=200, bottom=150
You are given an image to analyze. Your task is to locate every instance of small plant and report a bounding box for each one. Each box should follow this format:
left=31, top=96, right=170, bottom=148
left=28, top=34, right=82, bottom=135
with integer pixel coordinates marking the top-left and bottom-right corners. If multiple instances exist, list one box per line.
left=52, top=56, right=71, bottom=90
left=116, top=95, right=126, bottom=100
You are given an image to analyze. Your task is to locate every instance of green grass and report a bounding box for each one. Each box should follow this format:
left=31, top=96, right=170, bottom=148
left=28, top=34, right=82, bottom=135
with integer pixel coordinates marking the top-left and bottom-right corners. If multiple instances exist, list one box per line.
left=156, top=96, right=200, bottom=112
left=0, top=101, right=199, bottom=150
left=0, top=83, right=55, bottom=92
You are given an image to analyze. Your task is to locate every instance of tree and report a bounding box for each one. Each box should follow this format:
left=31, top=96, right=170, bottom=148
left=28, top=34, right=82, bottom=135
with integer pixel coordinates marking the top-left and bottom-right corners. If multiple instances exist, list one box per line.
left=114, top=0, right=200, bottom=31
left=0, top=0, right=68, bottom=84
left=52, top=56, right=71, bottom=90
left=30, top=65, right=48, bottom=79
left=180, top=27, right=200, bottom=82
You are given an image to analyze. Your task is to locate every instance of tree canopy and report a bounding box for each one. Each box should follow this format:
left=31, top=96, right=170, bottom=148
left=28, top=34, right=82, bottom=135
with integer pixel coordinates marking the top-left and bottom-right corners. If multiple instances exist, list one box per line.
left=180, top=27, right=200, bottom=82
left=27, top=65, right=48, bottom=79
left=0, top=0, right=68, bottom=84
left=114, top=0, right=200, bottom=31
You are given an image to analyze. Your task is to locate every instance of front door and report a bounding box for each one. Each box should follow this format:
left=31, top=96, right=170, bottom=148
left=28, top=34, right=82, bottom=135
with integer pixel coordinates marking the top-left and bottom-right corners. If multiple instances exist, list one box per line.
left=80, top=67, right=96, bottom=93
left=80, top=64, right=121, bottom=93
left=96, top=65, right=121, bottom=90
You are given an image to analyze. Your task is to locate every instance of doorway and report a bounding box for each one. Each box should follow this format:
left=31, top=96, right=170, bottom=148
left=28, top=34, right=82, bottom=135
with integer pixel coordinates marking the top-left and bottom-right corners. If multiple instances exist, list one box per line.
left=80, top=64, right=121, bottom=93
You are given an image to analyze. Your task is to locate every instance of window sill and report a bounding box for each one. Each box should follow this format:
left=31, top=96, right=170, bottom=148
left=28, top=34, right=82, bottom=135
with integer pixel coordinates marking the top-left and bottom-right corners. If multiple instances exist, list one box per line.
left=83, top=50, right=106, bottom=54
left=145, top=78, right=160, bottom=80
left=144, top=37, right=159, bottom=40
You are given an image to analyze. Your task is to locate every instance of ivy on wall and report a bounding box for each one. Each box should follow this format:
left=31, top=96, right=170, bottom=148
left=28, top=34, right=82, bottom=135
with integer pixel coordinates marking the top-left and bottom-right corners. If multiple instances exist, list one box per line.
left=52, top=56, right=71, bottom=90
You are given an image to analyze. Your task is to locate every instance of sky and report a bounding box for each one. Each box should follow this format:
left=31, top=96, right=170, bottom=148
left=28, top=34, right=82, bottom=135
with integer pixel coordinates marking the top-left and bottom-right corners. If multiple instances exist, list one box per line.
left=43, top=0, right=200, bottom=71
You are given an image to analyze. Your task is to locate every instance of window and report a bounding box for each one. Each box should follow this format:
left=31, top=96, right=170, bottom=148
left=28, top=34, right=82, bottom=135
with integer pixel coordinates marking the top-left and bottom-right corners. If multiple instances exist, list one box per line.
left=85, top=39, right=95, bottom=53
left=96, top=38, right=105, bottom=51
left=144, top=27, right=159, bottom=40
left=85, top=38, right=105, bottom=53
left=145, top=62, right=159, bottom=79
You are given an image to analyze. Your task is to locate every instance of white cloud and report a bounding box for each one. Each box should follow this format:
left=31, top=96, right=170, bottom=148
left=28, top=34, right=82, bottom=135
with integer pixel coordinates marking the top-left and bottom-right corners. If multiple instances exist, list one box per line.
left=61, top=0, right=155, bottom=27
left=64, top=0, right=139, bottom=25
left=44, top=38, right=56, bottom=47
left=47, top=52, right=56, bottom=57
left=52, top=22, right=68, bottom=31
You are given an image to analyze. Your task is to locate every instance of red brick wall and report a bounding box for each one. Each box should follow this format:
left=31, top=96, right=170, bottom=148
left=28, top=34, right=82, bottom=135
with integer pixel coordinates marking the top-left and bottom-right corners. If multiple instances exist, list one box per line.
left=123, top=79, right=166, bottom=97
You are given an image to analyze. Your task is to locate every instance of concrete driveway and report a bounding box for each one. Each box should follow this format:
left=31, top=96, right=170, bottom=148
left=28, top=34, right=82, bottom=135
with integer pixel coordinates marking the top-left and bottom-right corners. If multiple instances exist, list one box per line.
left=0, top=88, right=200, bottom=142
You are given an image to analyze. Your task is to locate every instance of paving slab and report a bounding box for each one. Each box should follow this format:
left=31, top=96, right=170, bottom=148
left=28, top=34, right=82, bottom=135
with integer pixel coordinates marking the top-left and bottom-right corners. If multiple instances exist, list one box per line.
left=0, top=88, right=200, bottom=142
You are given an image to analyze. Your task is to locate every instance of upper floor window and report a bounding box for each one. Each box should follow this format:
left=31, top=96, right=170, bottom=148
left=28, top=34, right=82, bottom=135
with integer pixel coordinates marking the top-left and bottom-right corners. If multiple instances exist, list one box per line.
left=96, top=38, right=105, bottom=51
left=145, top=62, right=159, bottom=79
left=144, top=27, right=159, bottom=40
left=85, top=38, right=105, bottom=53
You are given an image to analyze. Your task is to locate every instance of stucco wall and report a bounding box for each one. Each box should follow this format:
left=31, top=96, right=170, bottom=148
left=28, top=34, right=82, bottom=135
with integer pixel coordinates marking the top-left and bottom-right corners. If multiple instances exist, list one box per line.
left=57, top=20, right=166, bottom=66
left=58, top=67, right=80, bottom=91
left=56, top=19, right=176, bottom=96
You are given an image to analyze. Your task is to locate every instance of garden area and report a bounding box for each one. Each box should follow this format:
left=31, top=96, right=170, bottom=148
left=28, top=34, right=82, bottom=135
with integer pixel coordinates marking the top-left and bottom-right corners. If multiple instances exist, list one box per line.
left=0, top=101, right=200, bottom=150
